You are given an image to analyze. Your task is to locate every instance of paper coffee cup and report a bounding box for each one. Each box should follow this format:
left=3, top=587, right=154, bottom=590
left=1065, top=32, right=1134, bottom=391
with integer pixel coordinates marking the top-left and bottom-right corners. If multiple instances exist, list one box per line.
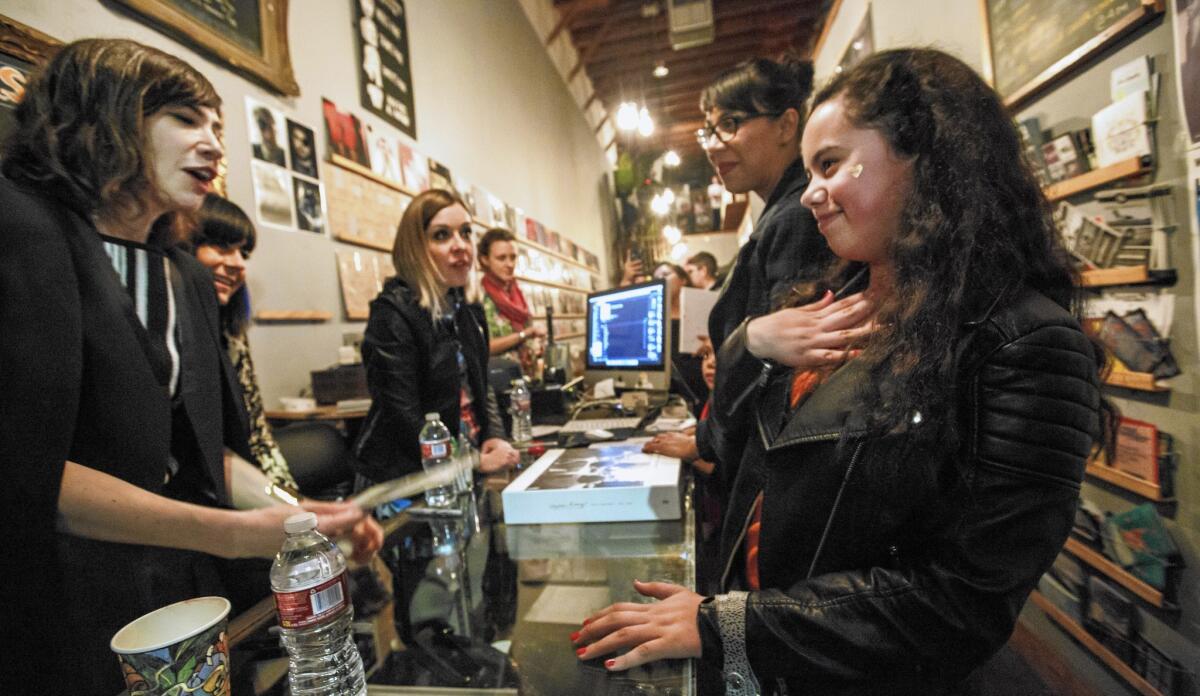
left=111, top=596, right=231, bottom=696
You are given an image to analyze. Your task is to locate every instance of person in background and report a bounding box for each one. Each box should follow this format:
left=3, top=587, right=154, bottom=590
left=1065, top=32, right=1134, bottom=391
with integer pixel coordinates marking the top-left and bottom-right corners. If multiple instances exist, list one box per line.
left=354, top=189, right=519, bottom=487
left=191, top=194, right=298, bottom=491
left=0, top=39, right=380, bottom=694
left=706, top=175, right=724, bottom=230
left=653, top=261, right=708, bottom=409
left=684, top=251, right=720, bottom=290
left=573, top=48, right=1110, bottom=694
left=476, top=227, right=545, bottom=368
left=619, top=246, right=650, bottom=286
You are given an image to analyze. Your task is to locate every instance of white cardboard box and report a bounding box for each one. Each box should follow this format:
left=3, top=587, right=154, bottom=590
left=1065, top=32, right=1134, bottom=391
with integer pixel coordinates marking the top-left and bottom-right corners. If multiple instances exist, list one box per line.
left=502, top=444, right=682, bottom=524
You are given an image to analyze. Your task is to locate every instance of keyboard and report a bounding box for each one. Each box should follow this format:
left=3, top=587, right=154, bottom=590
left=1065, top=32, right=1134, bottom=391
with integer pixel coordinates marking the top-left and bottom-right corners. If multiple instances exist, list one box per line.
left=558, top=416, right=643, bottom=433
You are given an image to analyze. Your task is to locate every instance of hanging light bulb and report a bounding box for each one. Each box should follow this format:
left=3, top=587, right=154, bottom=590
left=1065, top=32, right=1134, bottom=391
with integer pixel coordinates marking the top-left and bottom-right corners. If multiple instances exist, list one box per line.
left=663, top=149, right=681, bottom=167
left=638, top=106, right=654, bottom=137
left=660, top=188, right=675, bottom=206
left=650, top=193, right=670, bottom=216
left=653, top=61, right=669, bottom=78
left=671, top=242, right=688, bottom=260
left=606, top=147, right=618, bottom=165
left=663, top=225, right=681, bottom=244
left=616, top=102, right=639, bottom=131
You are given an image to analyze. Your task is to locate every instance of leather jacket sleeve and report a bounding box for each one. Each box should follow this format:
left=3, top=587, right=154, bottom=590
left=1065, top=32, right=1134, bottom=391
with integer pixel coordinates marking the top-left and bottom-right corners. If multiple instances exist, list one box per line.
left=696, top=322, right=1100, bottom=689
left=698, top=319, right=773, bottom=484
left=357, top=299, right=427, bottom=479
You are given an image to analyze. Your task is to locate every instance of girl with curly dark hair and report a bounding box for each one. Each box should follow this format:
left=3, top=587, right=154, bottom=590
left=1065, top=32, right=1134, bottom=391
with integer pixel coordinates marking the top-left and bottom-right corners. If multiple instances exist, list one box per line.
left=573, top=48, right=1110, bottom=695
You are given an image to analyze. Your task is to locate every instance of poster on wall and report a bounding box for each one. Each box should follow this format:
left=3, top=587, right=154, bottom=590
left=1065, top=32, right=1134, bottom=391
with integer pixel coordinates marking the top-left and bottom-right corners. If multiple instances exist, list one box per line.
left=246, top=96, right=287, bottom=167
left=355, top=0, right=416, bottom=138
left=322, top=97, right=370, bottom=167
left=0, top=51, right=32, bottom=144
left=251, top=159, right=295, bottom=228
left=286, top=119, right=318, bottom=179
left=1176, top=0, right=1200, bottom=144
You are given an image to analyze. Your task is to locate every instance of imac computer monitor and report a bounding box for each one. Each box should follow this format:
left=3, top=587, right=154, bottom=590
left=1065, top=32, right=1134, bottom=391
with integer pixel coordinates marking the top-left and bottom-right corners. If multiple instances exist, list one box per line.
left=584, top=279, right=671, bottom=391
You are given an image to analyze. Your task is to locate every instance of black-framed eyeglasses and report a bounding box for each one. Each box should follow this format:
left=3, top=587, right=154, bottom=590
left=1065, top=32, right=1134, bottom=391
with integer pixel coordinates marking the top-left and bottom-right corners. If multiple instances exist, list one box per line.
left=696, top=111, right=783, bottom=147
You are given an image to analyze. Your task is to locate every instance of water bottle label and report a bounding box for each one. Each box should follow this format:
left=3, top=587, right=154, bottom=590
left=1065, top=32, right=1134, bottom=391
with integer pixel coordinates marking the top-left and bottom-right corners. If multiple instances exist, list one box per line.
left=273, top=572, right=349, bottom=628
left=421, top=439, right=449, bottom=459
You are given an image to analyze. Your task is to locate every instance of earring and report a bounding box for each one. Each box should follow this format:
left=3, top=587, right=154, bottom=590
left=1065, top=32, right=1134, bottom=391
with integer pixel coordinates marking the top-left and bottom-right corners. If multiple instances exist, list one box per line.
left=849, top=163, right=864, bottom=179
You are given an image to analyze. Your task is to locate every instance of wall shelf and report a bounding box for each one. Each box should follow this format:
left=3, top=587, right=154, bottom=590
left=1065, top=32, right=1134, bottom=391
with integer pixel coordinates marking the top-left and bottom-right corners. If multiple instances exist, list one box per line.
left=530, top=314, right=585, bottom=320
left=329, top=154, right=602, bottom=277
left=1043, top=155, right=1152, bottom=202
left=334, top=232, right=392, bottom=253
left=1102, top=369, right=1170, bottom=393
left=511, top=235, right=601, bottom=275
left=1080, top=265, right=1177, bottom=288
left=254, top=310, right=332, bottom=323
left=1029, top=591, right=1164, bottom=696
left=1061, top=537, right=1173, bottom=609
left=515, top=275, right=591, bottom=293
left=556, top=331, right=585, bottom=340
left=1085, top=461, right=1174, bottom=501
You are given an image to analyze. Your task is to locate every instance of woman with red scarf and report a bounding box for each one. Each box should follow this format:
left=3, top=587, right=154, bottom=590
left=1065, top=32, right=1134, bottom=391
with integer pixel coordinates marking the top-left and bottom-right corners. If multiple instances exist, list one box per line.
left=477, top=228, right=545, bottom=369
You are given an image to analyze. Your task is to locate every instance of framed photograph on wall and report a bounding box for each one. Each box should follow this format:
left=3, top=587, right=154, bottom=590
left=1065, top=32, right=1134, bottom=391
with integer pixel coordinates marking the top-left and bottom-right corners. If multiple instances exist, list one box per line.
left=980, top=0, right=1165, bottom=109
left=110, top=0, right=299, bottom=96
left=0, top=14, right=60, bottom=143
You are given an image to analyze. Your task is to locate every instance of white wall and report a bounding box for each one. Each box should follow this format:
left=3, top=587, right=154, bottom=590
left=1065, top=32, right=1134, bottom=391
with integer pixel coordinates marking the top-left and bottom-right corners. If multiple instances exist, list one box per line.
left=4, top=0, right=614, bottom=405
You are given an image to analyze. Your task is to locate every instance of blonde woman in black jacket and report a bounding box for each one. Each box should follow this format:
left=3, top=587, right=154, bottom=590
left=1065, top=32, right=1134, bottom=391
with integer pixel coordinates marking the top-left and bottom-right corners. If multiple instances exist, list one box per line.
left=354, top=189, right=518, bottom=485
left=573, top=49, right=1111, bottom=695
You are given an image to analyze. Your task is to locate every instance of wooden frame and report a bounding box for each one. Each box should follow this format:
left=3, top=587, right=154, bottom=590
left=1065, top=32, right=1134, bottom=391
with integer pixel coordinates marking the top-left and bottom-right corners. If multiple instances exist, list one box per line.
left=980, top=0, right=1165, bottom=110
left=111, top=0, right=299, bottom=96
left=0, top=13, right=61, bottom=64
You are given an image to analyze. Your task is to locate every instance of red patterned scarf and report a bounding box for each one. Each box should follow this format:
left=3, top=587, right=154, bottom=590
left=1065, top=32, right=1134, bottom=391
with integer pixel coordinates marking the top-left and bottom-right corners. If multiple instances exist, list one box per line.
left=482, top=273, right=530, bottom=328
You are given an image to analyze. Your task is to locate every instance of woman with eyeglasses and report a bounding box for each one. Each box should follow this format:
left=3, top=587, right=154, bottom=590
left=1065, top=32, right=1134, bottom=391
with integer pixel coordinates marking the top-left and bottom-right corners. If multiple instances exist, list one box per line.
left=354, top=189, right=519, bottom=488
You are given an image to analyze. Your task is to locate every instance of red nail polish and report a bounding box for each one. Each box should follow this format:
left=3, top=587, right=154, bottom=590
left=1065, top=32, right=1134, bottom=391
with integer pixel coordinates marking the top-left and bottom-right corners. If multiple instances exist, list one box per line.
left=605, top=659, right=616, bottom=669
left=576, top=647, right=587, bottom=656
left=582, top=618, right=591, bottom=626
left=570, top=631, right=580, bottom=641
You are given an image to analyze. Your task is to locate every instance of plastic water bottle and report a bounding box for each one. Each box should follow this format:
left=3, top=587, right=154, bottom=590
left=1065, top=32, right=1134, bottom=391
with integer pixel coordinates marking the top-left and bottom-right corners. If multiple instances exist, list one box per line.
left=509, top=378, right=533, bottom=444
left=270, top=512, right=366, bottom=696
left=419, top=412, right=453, bottom=507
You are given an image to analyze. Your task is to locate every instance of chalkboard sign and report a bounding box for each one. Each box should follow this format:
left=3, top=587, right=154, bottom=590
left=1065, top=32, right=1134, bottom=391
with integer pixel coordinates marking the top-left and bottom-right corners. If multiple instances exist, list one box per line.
left=0, top=14, right=60, bottom=145
left=982, top=0, right=1164, bottom=108
left=356, top=0, right=416, bottom=138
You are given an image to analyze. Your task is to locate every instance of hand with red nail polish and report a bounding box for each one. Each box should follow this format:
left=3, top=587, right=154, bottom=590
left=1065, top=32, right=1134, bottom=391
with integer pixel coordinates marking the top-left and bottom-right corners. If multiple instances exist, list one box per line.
left=571, top=580, right=703, bottom=671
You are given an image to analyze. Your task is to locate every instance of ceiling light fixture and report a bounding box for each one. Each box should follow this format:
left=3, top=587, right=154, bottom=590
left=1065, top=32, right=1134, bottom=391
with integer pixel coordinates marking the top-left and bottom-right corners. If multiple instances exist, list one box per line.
left=653, top=61, right=669, bottom=78
left=616, top=101, right=639, bottom=131
left=637, top=106, right=654, bottom=137
left=664, top=150, right=681, bottom=167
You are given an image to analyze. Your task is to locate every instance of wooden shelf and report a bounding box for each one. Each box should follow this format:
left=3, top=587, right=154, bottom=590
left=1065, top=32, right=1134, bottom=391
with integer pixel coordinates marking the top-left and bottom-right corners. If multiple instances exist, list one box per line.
left=1102, top=369, right=1169, bottom=393
left=1080, top=265, right=1177, bottom=288
left=515, top=275, right=591, bottom=293
left=254, top=310, right=332, bottom=323
left=1043, top=155, right=1152, bottom=202
left=1029, top=591, right=1163, bottom=696
left=333, top=232, right=392, bottom=253
left=512, top=235, right=601, bottom=275
left=556, top=331, right=585, bottom=340
left=330, top=153, right=417, bottom=197
left=330, top=154, right=601, bottom=276
left=1062, top=537, right=1172, bottom=608
left=1085, top=461, right=1173, bottom=501
left=530, top=313, right=585, bottom=320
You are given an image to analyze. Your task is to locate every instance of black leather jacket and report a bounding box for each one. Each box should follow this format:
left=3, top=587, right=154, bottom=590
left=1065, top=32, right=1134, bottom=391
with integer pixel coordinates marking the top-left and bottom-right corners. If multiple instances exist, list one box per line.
left=353, top=277, right=504, bottom=483
left=695, top=286, right=1102, bottom=695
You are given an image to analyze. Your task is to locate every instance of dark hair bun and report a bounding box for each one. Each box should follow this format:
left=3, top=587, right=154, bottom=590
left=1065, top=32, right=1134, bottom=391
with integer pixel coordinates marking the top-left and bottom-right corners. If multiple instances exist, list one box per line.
left=781, top=54, right=814, bottom=96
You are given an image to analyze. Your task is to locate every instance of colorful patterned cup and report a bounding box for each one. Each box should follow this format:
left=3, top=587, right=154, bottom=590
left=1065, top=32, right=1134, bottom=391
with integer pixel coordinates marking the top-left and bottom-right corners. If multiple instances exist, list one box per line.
left=110, top=596, right=232, bottom=696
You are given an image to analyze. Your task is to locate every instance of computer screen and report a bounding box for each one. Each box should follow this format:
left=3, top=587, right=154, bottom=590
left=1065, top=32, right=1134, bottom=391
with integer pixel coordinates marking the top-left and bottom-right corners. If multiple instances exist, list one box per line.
left=584, top=279, right=671, bottom=390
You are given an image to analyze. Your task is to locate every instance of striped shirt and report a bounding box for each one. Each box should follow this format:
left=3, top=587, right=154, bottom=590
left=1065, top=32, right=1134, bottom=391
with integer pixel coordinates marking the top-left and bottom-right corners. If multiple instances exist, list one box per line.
left=100, top=235, right=181, bottom=397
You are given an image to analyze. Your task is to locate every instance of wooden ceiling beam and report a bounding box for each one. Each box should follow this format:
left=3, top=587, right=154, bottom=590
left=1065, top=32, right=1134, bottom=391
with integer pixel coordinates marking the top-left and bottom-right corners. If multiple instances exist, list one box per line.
left=546, top=0, right=611, bottom=45
left=585, top=23, right=806, bottom=74
left=571, top=0, right=819, bottom=46
left=568, top=11, right=618, bottom=80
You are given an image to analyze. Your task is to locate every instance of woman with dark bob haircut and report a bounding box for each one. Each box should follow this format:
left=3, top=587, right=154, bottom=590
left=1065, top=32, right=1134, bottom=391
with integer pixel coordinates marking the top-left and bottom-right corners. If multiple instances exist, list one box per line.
left=191, top=193, right=300, bottom=491
left=0, top=39, right=380, bottom=693
left=573, top=48, right=1111, bottom=695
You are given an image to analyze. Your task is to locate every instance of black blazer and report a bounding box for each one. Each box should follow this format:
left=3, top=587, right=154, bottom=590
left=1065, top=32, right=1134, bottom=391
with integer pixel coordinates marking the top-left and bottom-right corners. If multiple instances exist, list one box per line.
left=0, top=178, right=249, bottom=694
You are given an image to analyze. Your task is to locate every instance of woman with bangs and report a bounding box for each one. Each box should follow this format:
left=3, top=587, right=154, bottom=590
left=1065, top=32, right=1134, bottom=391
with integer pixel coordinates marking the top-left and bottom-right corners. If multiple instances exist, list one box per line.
left=0, top=39, right=379, bottom=693
left=571, top=49, right=1111, bottom=695
left=354, top=189, right=519, bottom=489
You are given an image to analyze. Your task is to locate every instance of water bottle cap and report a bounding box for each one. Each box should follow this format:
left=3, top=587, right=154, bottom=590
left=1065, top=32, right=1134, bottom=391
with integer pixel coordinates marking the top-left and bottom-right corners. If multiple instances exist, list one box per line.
left=284, top=511, right=318, bottom=534
left=424, top=412, right=439, bottom=421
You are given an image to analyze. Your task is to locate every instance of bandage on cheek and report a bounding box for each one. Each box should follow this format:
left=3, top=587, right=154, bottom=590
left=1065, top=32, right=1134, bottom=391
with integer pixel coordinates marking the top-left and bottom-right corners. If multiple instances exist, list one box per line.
left=849, top=163, right=864, bottom=178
